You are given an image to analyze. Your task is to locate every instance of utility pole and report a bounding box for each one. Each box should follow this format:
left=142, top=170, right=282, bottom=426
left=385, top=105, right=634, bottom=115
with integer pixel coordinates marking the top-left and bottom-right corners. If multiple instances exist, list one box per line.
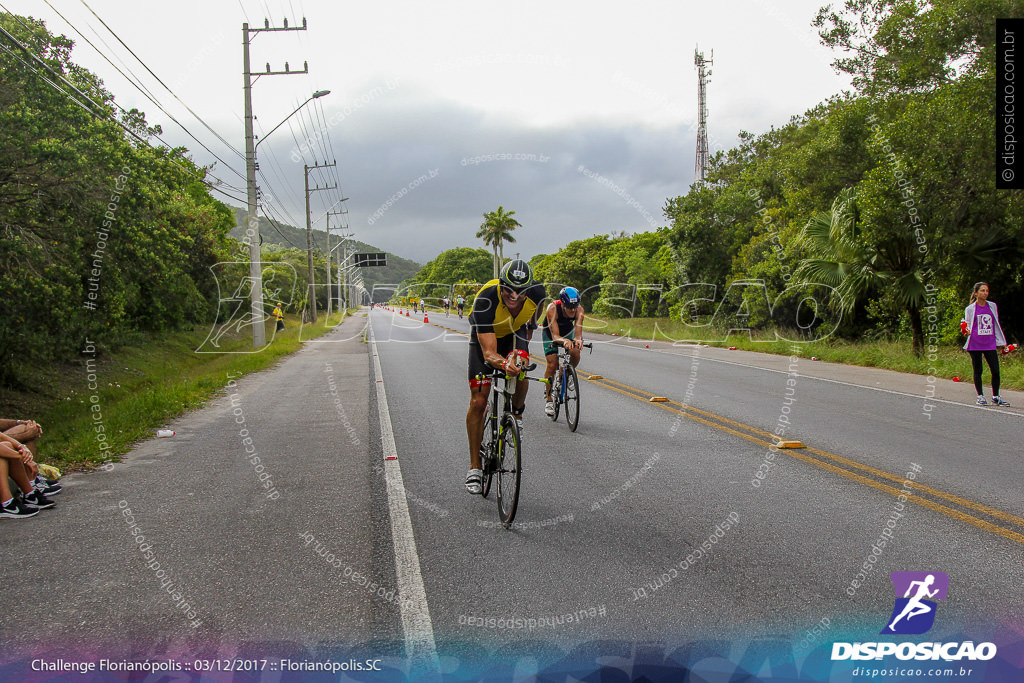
left=244, top=17, right=308, bottom=347
left=304, top=161, right=337, bottom=323
left=327, top=209, right=347, bottom=313
left=325, top=216, right=332, bottom=318
left=694, top=46, right=713, bottom=184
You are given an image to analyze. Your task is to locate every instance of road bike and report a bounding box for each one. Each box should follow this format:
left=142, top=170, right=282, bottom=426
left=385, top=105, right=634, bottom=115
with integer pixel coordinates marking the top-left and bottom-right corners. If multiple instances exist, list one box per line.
left=478, top=362, right=543, bottom=527
left=548, top=342, right=592, bottom=432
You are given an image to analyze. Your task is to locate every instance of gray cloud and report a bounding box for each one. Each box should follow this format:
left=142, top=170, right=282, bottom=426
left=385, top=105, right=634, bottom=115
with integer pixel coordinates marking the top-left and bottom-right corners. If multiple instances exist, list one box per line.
left=256, top=92, right=702, bottom=264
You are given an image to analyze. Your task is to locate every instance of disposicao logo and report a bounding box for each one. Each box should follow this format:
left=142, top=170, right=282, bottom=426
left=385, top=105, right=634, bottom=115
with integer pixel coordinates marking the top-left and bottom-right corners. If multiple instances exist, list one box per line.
left=831, top=571, right=997, bottom=662
left=881, top=571, right=948, bottom=635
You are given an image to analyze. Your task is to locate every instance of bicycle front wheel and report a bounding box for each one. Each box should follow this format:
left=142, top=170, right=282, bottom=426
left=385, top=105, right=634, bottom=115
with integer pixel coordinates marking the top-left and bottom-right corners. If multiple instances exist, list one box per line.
left=480, top=441, right=493, bottom=498
left=564, top=365, right=581, bottom=432
left=496, top=413, right=522, bottom=526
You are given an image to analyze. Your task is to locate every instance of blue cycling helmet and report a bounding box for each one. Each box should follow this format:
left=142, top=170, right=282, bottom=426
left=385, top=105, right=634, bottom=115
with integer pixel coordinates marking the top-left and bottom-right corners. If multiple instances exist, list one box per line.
left=559, top=286, right=580, bottom=307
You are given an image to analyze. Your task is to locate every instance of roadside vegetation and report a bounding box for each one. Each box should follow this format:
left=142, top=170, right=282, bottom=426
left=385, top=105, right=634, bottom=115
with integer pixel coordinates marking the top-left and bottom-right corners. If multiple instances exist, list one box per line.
left=0, top=312, right=359, bottom=472
left=586, top=315, right=1024, bottom=390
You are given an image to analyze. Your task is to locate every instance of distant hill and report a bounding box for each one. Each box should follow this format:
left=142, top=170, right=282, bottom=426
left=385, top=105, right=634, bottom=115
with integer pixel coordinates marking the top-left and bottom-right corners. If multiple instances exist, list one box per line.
left=229, top=206, right=421, bottom=300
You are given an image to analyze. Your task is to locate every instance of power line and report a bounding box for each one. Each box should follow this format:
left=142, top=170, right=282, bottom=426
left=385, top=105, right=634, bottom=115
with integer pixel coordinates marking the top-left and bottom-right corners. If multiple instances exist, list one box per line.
left=0, top=26, right=247, bottom=204
left=300, top=96, right=330, bottom=165
left=253, top=117, right=306, bottom=214
left=257, top=168, right=305, bottom=227
left=260, top=203, right=307, bottom=250
left=78, top=0, right=246, bottom=161
left=286, top=116, right=313, bottom=165
left=315, top=98, right=342, bottom=177
left=28, top=1, right=247, bottom=182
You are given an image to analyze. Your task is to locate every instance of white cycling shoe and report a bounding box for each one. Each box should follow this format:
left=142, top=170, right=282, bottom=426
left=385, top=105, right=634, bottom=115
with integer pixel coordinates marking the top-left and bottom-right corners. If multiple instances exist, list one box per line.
left=465, top=468, right=483, bottom=495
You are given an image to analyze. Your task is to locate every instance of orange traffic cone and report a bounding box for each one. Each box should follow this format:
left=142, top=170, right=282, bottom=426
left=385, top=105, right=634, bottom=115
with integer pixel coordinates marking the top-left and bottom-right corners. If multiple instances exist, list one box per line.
left=424, top=312, right=429, bottom=323
left=406, top=310, right=410, bottom=317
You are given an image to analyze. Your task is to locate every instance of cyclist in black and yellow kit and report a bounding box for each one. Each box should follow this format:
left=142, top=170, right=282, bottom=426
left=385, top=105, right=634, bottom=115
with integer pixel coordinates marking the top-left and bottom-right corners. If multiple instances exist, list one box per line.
left=464, top=259, right=545, bottom=494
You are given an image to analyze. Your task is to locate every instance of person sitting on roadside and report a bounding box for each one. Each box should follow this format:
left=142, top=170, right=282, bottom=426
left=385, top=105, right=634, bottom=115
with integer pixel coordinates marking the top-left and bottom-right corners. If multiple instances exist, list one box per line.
left=1, top=418, right=61, bottom=495
left=0, top=440, right=56, bottom=519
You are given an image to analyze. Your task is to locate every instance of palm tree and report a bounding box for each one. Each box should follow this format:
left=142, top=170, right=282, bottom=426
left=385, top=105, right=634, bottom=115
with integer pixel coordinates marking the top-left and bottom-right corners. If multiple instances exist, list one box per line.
left=476, top=206, right=521, bottom=278
left=795, top=187, right=929, bottom=355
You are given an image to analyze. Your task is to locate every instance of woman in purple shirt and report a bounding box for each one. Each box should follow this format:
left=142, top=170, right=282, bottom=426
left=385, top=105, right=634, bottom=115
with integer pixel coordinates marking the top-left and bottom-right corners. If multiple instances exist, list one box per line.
left=963, top=282, right=1009, bottom=406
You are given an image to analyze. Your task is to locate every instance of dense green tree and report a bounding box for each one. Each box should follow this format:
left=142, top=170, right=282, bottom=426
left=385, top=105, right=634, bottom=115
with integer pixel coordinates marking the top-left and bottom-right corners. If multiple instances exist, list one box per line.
left=406, top=247, right=494, bottom=300
left=1, top=13, right=235, bottom=386
left=796, top=187, right=933, bottom=353
left=598, top=230, right=679, bottom=318
left=531, top=234, right=620, bottom=311
left=814, top=0, right=1021, bottom=96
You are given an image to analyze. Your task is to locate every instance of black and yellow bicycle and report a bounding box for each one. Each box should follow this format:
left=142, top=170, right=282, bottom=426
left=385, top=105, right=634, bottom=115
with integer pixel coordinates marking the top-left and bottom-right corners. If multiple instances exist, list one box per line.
left=478, top=363, right=544, bottom=527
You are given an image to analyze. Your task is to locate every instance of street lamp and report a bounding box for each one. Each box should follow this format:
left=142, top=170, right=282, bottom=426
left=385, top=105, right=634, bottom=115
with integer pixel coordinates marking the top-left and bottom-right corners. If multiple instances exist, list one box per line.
left=245, top=88, right=330, bottom=347
left=255, top=90, right=331, bottom=152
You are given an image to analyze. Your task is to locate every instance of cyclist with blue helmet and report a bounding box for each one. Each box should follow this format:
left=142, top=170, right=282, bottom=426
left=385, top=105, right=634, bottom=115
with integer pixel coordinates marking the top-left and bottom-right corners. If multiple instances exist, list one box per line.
left=541, top=286, right=586, bottom=417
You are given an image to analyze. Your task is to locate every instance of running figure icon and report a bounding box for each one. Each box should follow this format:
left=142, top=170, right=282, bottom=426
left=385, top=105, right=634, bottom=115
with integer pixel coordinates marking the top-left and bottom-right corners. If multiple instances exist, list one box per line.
left=888, top=575, right=938, bottom=631
left=881, top=571, right=949, bottom=635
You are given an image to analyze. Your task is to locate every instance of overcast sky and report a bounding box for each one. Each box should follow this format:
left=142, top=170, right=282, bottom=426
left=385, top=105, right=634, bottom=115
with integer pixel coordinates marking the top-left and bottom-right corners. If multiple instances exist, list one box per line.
left=7, top=0, right=851, bottom=264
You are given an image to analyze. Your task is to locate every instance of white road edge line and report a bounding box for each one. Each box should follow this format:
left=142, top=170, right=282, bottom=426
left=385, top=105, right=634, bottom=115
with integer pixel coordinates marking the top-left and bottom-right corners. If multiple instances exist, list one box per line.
left=368, top=319, right=439, bottom=670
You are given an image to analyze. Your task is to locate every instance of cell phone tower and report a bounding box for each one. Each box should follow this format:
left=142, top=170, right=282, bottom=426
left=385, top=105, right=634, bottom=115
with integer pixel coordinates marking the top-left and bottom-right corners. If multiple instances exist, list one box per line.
left=694, top=46, right=713, bottom=184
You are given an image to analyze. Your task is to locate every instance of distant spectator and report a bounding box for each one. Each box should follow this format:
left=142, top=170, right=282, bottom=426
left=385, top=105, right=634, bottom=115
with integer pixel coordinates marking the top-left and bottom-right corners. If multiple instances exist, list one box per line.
left=272, top=302, right=285, bottom=332
left=962, top=282, right=1010, bottom=407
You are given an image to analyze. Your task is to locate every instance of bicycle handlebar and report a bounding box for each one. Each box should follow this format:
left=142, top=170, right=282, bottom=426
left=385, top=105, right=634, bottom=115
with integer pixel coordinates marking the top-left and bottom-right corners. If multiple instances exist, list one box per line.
left=487, top=362, right=537, bottom=378
left=559, top=341, right=593, bottom=353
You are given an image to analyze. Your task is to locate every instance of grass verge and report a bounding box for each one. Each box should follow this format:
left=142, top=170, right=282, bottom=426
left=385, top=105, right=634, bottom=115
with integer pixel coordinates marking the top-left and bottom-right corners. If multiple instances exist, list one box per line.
left=584, top=315, right=1024, bottom=390
left=0, top=310, right=363, bottom=472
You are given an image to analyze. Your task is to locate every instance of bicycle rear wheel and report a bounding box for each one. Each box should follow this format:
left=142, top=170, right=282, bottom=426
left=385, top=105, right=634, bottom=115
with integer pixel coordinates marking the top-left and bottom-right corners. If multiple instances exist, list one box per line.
left=564, top=365, right=581, bottom=432
left=496, top=413, right=522, bottom=526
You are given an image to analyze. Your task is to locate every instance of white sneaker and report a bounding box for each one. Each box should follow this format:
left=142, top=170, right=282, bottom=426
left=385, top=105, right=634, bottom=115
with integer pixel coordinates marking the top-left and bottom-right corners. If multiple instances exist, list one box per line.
left=544, top=401, right=555, bottom=416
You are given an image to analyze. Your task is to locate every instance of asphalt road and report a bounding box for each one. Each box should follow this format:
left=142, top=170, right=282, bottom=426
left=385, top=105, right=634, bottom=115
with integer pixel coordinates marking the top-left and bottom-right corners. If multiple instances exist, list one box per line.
left=2, top=305, right=1022, bottom=679
left=1, top=311, right=400, bottom=663
left=371, top=308, right=1024, bottom=656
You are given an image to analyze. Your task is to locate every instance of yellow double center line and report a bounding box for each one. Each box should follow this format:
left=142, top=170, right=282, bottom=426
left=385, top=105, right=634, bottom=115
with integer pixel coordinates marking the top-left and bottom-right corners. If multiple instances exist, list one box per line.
left=581, top=372, right=1024, bottom=546
left=414, top=316, right=1024, bottom=545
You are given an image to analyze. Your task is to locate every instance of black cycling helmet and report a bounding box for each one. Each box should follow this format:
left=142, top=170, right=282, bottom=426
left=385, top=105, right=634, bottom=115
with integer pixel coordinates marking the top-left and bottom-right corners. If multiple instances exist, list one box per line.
left=499, top=259, right=533, bottom=292
left=559, top=286, right=580, bottom=307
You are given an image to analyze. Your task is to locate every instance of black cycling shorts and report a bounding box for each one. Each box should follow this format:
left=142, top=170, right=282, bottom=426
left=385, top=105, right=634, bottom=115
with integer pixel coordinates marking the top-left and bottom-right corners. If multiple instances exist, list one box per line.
left=468, top=334, right=529, bottom=386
